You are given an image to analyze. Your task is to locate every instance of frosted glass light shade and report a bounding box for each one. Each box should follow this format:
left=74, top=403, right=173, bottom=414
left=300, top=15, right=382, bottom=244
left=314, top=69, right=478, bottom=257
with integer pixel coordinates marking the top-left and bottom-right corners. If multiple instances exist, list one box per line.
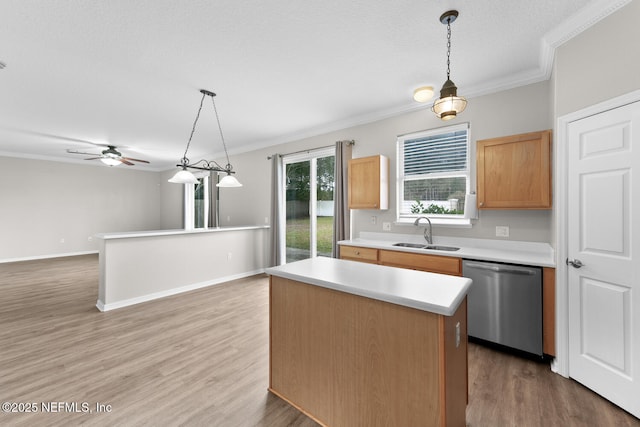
left=432, top=78, right=467, bottom=120
left=101, top=157, right=122, bottom=166
left=432, top=95, right=467, bottom=120
left=168, top=169, right=199, bottom=184
left=217, top=174, right=242, bottom=187
left=413, top=86, right=434, bottom=102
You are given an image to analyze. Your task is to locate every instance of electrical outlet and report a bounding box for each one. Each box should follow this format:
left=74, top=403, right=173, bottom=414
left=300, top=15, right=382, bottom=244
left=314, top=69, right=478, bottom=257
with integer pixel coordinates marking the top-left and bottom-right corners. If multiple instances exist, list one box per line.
left=227, top=252, right=232, bottom=261
left=88, top=236, right=93, bottom=242
left=264, top=216, right=269, bottom=224
left=370, top=216, right=377, bottom=225
left=382, top=222, right=391, bottom=231
left=496, top=226, right=510, bottom=237
left=59, top=238, right=65, bottom=244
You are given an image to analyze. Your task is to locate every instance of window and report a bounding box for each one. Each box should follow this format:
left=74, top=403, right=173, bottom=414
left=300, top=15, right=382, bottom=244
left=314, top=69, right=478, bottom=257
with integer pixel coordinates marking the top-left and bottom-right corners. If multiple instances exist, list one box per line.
left=397, top=123, right=470, bottom=224
left=183, top=172, right=213, bottom=229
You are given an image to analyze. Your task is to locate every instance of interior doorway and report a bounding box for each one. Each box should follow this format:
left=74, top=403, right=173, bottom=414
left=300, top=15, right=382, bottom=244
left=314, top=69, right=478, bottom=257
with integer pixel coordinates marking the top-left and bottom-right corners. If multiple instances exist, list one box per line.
left=557, top=90, right=640, bottom=418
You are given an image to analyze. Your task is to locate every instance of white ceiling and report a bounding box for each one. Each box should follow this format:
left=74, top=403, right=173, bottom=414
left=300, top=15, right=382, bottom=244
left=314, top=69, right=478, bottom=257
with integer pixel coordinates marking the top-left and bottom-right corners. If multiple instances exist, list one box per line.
left=0, top=0, right=627, bottom=171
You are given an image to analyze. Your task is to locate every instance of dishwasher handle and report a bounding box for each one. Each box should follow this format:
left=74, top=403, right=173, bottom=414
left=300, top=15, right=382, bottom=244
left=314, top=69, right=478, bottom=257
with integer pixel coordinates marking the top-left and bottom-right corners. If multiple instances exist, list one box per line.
left=463, top=261, right=536, bottom=276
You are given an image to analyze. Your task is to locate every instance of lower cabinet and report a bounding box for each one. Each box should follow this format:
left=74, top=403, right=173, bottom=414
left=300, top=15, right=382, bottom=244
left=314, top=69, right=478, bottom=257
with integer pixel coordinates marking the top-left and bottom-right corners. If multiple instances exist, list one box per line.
left=543, top=268, right=556, bottom=356
left=340, top=245, right=556, bottom=357
left=340, top=245, right=460, bottom=275
left=379, top=250, right=462, bottom=276
left=270, top=275, right=468, bottom=427
left=339, top=245, right=378, bottom=264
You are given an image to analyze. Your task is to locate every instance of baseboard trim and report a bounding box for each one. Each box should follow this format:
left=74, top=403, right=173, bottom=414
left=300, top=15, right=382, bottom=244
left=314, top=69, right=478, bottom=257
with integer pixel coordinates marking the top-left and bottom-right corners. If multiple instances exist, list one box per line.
left=95, top=269, right=266, bottom=312
left=0, top=251, right=98, bottom=264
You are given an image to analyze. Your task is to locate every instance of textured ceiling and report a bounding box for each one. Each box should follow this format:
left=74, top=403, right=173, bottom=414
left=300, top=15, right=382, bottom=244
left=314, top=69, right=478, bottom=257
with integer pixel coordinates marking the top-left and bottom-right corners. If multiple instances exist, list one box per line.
left=0, top=0, right=629, bottom=171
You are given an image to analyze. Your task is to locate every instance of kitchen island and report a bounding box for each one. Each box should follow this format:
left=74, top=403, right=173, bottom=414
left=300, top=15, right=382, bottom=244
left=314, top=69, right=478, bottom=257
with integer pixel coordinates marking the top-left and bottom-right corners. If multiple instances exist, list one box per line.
left=266, top=257, right=471, bottom=427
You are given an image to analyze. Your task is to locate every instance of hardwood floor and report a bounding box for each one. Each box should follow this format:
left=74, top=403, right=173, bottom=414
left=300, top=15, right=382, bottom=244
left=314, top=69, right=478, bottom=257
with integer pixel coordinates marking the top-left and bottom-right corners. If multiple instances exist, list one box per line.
left=0, top=255, right=637, bottom=427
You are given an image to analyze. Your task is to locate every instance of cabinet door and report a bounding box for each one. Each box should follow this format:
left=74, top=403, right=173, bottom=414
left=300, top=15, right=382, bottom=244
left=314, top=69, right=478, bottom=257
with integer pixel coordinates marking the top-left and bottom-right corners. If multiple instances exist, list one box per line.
left=339, top=245, right=378, bottom=263
left=348, top=155, right=389, bottom=209
left=379, top=250, right=462, bottom=276
left=477, top=130, right=552, bottom=209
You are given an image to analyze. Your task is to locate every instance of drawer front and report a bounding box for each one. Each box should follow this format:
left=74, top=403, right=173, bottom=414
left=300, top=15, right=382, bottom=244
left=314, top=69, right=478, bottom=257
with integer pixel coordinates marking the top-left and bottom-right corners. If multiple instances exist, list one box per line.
left=340, top=245, right=378, bottom=262
left=379, top=250, right=461, bottom=276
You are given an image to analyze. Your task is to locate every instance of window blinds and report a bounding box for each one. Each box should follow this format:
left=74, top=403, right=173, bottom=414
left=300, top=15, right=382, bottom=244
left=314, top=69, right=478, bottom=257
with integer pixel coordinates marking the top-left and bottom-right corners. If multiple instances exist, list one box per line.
left=403, top=130, right=467, bottom=176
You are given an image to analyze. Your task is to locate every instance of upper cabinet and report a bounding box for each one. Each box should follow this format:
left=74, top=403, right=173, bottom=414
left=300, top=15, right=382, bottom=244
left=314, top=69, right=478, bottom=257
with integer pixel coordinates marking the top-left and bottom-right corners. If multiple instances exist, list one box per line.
left=348, top=155, right=389, bottom=210
left=477, top=130, right=552, bottom=209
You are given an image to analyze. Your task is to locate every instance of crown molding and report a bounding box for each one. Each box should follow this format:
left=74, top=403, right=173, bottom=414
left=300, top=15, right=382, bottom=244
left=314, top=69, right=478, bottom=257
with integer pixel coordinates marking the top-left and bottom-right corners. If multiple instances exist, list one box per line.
left=539, top=0, right=631, bottom=80
left=226, top=0, right=633, bottom=158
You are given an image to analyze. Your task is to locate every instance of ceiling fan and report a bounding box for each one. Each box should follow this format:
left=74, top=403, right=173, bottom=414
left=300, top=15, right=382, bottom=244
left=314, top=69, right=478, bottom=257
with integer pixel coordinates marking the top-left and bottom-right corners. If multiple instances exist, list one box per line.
left=67, top=145, right=150, bottom=166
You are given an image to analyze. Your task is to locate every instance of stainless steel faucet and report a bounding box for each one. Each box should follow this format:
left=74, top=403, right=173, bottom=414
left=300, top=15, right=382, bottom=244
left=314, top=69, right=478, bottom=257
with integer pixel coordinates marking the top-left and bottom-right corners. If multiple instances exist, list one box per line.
left=414, top=216, right=433, bottom=244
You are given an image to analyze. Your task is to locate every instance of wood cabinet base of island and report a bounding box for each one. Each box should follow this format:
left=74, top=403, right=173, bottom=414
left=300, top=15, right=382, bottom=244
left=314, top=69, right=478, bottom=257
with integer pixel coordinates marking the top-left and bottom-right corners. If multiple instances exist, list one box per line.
left=269, top=276, right=468, bottom=427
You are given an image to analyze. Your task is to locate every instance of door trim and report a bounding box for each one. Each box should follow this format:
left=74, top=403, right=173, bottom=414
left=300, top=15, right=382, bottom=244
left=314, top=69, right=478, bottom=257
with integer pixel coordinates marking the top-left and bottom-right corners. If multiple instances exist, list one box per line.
left=554, top=89, right=640, bottom=377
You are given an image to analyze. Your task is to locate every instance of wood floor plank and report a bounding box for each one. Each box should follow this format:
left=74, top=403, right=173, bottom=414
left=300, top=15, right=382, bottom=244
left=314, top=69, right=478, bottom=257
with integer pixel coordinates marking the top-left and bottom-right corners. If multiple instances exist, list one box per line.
left=0, top=255, right=637, bottom=426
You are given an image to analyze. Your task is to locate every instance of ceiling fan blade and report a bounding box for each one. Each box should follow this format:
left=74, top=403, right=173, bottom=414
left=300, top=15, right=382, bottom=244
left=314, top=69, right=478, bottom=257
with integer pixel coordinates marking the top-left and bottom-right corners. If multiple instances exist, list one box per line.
left=122, top=157, right=150, bottom=164
left=120, top=159, right=135, bottom=166
left=84, top=157, right=103, bottom=161
left=67, top=149, right=100, bottom=156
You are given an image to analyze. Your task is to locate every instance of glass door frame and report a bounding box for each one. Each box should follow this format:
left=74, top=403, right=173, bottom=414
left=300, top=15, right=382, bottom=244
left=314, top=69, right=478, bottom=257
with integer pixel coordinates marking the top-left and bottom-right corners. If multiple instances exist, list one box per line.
left=281, top=146, right=335, bottom=263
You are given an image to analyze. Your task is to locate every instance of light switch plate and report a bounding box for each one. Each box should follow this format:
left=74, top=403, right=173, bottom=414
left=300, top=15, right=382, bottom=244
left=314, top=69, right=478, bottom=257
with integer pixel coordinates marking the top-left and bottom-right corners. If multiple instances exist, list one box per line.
left=496, top=226, right=510, bottom=237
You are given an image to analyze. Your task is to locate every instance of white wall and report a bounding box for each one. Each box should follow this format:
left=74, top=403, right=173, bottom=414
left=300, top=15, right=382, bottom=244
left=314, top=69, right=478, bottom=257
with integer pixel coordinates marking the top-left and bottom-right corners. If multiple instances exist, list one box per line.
left=554, top=0, right=640, bottom=117
left=225, top=80, right=554, bottom=244
left=548, top=0, right=640, bottom=259
left=0, top=157, right=163, bottom=261
left=159, top=169, right=184, bottom=229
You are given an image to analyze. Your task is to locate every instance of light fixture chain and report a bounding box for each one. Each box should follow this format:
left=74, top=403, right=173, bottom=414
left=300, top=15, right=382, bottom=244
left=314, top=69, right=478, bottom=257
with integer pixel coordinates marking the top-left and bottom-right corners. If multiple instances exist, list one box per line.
left=446, top=19, right=451, bottom=80
left=210, top=95, right=231, bottom=169
left=183, top=92, right=207, bottom=161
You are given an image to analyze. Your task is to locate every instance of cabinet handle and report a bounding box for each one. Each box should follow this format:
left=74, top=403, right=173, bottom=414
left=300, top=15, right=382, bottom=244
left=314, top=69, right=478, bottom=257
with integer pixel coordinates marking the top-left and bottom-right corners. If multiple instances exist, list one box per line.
left=355, top=251, right=360, bottom=255
left=479, top=202, right=484, bottom=206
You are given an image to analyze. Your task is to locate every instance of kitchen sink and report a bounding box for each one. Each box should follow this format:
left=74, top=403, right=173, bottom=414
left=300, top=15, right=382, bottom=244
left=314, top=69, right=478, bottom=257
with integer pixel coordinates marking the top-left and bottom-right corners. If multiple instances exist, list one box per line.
left=392, top=243, right=460, bottom=251
left=424, top=245, right=460, bottom=251
left=392, top=242, right=426, bottom=248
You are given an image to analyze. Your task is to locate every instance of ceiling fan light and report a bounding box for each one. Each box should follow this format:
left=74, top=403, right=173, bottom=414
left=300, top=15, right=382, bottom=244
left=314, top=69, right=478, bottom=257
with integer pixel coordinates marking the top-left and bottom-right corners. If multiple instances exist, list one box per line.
left=168, top=169, right=199, bottom=184
left=413, top=86, right=434, bottom=103
left=101, top=157, right=122, bottom=166
left=217, top=174, right=243, bottom=187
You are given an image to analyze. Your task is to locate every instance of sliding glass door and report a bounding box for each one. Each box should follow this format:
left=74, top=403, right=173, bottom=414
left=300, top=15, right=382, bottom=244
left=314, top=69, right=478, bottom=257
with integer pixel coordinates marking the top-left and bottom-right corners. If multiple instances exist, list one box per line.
left=283, top=148, right=335, bottom=262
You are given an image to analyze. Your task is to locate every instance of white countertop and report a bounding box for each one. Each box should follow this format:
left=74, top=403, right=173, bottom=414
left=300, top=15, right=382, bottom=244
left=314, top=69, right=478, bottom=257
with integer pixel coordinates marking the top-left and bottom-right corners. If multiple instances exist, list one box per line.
left=95, top=225, right=269, bottom=240
left=339, top=232, right=555, bottom=267
left=266, top=257, right=471, bottom=316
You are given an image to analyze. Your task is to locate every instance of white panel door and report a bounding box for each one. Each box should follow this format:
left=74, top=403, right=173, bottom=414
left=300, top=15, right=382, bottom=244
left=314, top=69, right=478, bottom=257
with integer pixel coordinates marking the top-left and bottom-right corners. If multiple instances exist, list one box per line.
left=567, top=101, right=640, bottom=418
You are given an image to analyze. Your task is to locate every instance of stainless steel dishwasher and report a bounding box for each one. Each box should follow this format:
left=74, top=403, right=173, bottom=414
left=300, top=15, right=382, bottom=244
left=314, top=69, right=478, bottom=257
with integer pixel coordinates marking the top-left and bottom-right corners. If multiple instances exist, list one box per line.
left=462, top=260, right=543, bottom=356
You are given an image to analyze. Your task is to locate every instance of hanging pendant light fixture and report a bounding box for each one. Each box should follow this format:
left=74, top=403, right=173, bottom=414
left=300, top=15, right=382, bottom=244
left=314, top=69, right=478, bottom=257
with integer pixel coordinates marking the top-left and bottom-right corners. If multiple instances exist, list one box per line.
left=168, top=89, right=242, bottom=187
left=432, top=10, right=467, bottom=121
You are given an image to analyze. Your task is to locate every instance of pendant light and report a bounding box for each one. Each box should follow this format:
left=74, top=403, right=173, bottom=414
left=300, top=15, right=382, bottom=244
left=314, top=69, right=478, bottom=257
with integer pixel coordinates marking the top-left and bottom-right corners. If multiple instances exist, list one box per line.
left=432, top=10, right=467, bottom=121
left=168, top=89, right=242, bottom=187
